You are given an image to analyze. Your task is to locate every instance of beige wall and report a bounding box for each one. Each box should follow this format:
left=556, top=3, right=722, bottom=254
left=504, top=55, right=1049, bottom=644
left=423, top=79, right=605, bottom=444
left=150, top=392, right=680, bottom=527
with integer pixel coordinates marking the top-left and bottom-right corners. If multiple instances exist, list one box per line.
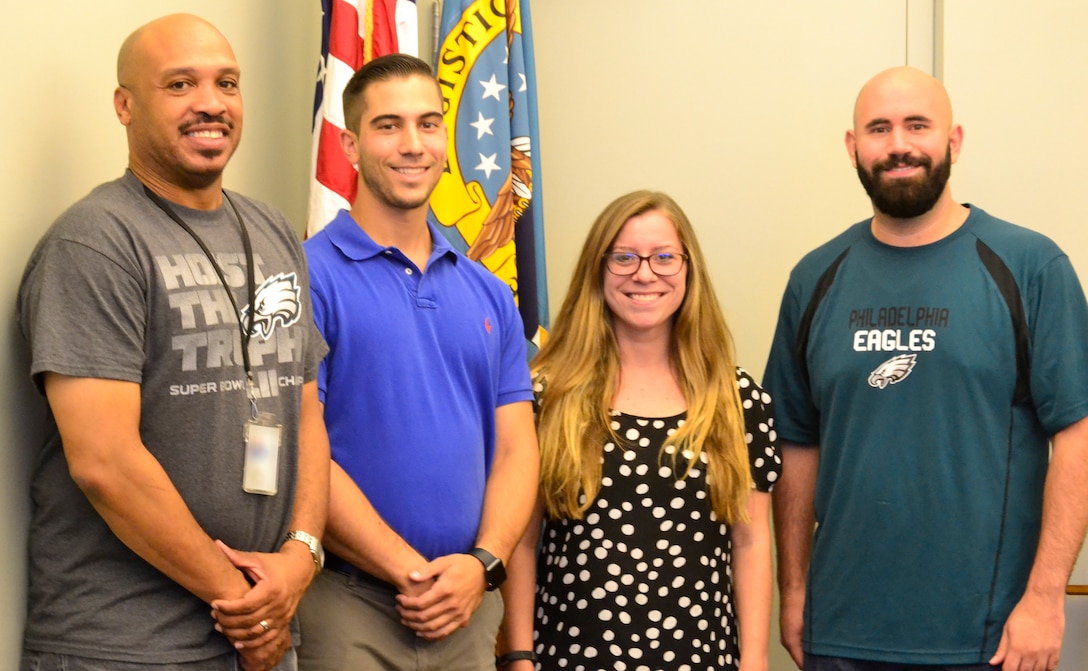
left=1, top=1, right=1086, bottom=669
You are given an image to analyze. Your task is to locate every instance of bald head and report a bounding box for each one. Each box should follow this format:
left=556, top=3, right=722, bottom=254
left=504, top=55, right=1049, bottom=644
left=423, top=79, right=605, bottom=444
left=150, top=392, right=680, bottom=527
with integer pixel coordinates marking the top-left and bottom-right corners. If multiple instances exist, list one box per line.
left=117, top=14, right=235, bottom=87
left=853, top=66, right=954, bottom=133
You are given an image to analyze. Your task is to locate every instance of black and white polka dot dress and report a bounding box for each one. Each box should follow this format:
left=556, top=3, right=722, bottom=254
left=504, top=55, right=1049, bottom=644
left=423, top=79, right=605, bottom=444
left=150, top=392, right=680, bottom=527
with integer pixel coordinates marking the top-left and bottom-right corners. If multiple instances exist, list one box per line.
left=533, top=368, right=780, bottom=671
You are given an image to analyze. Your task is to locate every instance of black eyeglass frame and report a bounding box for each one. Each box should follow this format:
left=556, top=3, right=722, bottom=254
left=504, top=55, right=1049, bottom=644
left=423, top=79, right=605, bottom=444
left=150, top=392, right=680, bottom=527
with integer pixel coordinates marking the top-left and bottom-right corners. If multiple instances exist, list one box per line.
left=601, top=252, right=689, bottom=277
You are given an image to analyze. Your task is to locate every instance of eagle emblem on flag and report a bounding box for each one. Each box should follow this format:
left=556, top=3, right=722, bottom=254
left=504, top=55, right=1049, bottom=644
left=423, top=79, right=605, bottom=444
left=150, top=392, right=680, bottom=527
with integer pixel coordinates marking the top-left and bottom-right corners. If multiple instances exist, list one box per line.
left=430, top=0, right=548, bottom=353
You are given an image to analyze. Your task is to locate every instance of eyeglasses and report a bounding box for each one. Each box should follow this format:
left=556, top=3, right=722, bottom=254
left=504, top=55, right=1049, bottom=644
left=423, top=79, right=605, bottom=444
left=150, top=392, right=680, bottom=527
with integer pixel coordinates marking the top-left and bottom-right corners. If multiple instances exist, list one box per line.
left=602, top=252, right=688, bottom=277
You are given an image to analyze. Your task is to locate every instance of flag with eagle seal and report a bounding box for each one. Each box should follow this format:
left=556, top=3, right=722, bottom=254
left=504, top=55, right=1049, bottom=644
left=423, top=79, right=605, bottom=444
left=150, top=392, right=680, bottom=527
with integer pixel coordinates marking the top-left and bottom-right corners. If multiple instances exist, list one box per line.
left=429, top=0, right=548, bottom=357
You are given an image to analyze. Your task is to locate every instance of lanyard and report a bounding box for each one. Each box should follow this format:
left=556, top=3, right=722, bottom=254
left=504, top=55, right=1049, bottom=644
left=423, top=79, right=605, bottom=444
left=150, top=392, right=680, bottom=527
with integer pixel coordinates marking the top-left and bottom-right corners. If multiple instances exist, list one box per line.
left=143, top=185, right=259, bottom=415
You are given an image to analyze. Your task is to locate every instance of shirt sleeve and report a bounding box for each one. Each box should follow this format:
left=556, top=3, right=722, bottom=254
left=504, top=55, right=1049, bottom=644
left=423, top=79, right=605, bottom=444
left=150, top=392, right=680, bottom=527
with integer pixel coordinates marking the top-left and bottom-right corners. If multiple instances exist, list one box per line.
left=737, top=367, right=781, bottom=492
left=20, top=237, right=148, bottom=390
left=763, top=277, right=822, bottom=446
left=495, top=280, right=533, bottom=407
left=1025, top=253, right=1088, bottom=434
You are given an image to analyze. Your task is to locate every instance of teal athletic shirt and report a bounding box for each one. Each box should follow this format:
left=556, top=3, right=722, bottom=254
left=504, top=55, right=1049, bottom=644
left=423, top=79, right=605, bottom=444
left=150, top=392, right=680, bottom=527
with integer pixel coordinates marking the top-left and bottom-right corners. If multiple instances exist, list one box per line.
left=765, top=205, right=1088, bottom=664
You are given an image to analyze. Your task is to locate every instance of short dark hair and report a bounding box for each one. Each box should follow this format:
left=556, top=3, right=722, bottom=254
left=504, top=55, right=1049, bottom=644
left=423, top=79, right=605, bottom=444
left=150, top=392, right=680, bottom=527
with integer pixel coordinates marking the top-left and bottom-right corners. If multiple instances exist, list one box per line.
left=342, top=53, right=437, bottom=134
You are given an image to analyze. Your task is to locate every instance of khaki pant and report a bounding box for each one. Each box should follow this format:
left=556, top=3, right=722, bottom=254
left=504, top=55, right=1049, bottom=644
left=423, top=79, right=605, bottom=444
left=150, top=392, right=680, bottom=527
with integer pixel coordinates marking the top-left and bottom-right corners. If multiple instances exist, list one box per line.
left=296, top=568, right=503, bottom=671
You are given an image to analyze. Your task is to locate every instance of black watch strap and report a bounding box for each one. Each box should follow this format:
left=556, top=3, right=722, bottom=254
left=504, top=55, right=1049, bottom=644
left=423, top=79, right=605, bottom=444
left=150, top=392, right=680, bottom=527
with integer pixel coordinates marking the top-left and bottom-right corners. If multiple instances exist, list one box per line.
left=466, top=547, right=506, bottom=591
left=496, top=650, right=538, bottom=667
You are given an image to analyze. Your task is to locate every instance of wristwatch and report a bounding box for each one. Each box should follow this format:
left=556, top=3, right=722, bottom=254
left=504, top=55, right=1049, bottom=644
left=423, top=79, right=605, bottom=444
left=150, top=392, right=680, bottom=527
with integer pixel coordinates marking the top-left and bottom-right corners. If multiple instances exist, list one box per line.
left=466, top=547, right=506, bottom=591
left=284, top=530, right=325, bottom=570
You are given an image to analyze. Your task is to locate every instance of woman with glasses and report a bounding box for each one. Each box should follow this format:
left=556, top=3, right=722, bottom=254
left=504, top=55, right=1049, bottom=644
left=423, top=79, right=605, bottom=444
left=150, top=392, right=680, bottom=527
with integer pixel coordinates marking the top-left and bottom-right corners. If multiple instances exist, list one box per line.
left=497, top=190, right=780, bottom=671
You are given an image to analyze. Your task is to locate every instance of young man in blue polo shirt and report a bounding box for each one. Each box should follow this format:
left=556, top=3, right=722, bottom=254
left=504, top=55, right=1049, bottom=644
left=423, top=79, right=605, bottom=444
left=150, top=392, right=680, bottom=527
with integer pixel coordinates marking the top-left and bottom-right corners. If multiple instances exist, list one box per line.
left=296, top=54, right=539, bottom=671
left=765, top=66, right=1088, bottom=671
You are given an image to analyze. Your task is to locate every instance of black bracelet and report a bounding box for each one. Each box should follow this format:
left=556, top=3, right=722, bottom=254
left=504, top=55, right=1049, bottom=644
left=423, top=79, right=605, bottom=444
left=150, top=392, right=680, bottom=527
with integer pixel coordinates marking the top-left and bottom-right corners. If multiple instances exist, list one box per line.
left=496, top=650, right=538, bottom=667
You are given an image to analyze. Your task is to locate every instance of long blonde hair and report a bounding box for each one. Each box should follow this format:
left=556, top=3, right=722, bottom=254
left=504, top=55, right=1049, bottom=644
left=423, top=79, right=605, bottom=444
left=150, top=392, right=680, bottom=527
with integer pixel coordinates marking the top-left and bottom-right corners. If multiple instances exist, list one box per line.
left=534, top=190, right=752, bottom=523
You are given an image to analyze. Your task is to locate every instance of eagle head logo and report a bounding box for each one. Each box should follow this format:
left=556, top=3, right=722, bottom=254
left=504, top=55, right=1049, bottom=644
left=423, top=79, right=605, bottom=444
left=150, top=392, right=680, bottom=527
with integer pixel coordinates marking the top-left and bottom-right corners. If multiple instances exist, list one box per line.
left=244, top=272, right=301, bottom=340
left=868, top=353, right=917, bottom=389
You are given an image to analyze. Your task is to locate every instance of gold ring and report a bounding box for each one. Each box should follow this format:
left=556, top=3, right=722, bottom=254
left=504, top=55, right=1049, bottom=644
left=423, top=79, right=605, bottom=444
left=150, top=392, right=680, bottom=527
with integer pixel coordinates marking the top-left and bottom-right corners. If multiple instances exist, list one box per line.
left=259, top=619, right=270, bottom=633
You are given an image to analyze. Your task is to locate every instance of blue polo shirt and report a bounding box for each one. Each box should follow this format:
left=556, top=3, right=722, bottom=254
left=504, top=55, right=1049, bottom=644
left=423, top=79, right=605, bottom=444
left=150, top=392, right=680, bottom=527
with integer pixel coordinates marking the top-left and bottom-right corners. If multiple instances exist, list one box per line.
left=305, top=210, right=532, bottom=560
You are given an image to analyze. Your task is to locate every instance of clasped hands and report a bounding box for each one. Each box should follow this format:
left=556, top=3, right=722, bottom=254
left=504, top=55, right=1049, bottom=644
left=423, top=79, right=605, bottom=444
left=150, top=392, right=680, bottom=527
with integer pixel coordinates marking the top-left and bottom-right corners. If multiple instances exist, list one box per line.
left=208, top=544, right=487, bottom=668
left=394, top=552, right=489, bottom=640
left=210, top=540, right=315, bottom=671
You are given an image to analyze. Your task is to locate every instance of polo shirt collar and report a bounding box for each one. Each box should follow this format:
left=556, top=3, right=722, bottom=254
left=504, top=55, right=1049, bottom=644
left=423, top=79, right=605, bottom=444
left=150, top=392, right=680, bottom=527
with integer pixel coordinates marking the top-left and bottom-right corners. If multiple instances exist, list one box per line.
left=325, top=209, right=459, bottom=265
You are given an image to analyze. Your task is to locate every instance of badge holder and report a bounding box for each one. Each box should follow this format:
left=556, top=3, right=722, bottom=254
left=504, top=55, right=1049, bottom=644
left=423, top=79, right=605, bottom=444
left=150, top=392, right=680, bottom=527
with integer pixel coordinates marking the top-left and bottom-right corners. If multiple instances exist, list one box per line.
left=243, top=411, right=282, bottom=495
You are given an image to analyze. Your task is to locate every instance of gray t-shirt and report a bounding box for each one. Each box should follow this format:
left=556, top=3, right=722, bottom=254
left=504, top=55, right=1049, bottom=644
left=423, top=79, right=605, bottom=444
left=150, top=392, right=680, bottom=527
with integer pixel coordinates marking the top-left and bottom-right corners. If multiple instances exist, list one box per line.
left=17, top=171, right=327, bottom=664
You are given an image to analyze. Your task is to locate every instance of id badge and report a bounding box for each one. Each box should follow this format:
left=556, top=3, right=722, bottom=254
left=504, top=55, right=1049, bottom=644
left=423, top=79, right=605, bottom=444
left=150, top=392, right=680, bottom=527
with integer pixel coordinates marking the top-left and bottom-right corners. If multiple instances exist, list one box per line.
left=243, top=413, right=281, bottom=495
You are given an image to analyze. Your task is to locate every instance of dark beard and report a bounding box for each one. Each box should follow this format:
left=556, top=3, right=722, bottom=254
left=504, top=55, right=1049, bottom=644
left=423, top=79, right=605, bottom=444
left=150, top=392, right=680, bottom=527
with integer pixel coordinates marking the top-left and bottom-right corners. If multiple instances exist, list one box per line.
left=856, top=145, right=951, bottom=219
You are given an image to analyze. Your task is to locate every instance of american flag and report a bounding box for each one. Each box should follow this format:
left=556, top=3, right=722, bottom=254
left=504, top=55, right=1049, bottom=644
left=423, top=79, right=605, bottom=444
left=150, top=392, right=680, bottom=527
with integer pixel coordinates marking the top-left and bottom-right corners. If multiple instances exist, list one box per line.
left=307, top=0, right=418, bottom=237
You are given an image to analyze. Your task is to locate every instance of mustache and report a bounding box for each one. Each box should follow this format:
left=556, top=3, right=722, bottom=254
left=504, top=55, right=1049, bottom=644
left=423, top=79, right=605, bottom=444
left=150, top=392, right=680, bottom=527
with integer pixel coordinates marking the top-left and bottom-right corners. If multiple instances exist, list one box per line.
left=873, top=153, right=931, bottom=173
left=180, top=113, right=234, bottom=132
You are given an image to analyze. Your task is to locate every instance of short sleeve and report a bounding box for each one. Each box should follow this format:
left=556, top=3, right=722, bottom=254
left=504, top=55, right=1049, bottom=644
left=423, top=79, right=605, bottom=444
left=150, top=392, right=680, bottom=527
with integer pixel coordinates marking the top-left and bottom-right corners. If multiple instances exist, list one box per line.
left=764, top=276, right=823, bottom=446
left=531, top=374, right=545, bottom=420
left=736, top=367, right=781, bottom=492
left=1025, top=254, right=1088, bottom=434
left=20, top=237, right=148, bottom=389
left=495, top=280, right=533, bottom=407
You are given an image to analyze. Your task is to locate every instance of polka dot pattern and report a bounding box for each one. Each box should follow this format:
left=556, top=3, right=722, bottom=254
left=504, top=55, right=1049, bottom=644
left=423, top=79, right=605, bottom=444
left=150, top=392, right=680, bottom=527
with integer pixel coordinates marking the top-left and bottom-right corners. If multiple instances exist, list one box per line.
left=534, top=368, right=780, bottom=670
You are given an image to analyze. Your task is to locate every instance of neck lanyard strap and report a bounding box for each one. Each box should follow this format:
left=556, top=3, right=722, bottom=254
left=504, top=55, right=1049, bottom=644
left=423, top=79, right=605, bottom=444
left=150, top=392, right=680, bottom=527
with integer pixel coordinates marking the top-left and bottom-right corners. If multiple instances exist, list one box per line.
left=142, top=186, right=258, bottom=388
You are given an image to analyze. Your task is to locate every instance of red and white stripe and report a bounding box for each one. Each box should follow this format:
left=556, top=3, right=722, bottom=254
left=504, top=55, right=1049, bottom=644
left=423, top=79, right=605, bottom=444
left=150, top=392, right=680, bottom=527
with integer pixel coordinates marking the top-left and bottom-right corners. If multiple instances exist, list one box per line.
left=307, top=0, right=418, bottom=237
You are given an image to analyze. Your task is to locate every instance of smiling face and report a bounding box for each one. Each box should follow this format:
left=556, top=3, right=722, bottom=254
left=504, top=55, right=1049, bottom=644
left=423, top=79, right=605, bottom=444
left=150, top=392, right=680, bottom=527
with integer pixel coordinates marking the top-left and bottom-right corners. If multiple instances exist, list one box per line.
left=341, top=74, right=447, bottom=215
left=114, top=14, right=242, bottom=201
left=846, top=67, right=962, bottom=220
left=603, top=209, right=687, bottom=342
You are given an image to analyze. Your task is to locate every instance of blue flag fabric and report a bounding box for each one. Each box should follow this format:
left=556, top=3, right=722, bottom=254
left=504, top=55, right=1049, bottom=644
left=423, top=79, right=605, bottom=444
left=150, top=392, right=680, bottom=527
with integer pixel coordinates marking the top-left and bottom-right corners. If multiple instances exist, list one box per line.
left=429, top=0, right=548, bottom=355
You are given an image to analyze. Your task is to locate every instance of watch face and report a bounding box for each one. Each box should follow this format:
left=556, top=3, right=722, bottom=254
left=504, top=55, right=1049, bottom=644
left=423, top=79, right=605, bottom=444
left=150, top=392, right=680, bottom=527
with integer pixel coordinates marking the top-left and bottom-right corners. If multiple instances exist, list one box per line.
left=489, top=560, right=507, bottom=588
left=469, top=548, right=506, bottom=590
